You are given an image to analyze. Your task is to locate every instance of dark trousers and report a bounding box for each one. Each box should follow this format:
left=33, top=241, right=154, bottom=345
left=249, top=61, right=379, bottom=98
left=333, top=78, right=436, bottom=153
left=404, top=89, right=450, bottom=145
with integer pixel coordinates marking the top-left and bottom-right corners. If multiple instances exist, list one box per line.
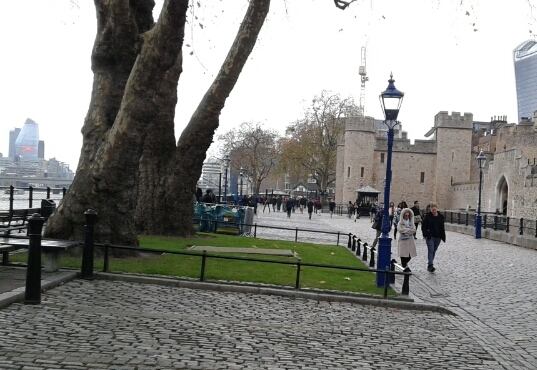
left=401, top=256, right=411, bottom=268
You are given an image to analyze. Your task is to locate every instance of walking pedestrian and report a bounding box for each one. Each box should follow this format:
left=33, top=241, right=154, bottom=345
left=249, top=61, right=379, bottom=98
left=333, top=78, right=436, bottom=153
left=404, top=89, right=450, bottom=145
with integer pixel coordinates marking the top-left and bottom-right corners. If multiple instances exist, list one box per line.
left=397, top=208, right=417, bottom=268
left=307, top=199, right=314, bottom=219
left=410, top=200, right=421, bottom=239
left=371, top=208, right=383, bottom=248
left=421, top=203, right=446, bottom=272
left=370, top=202, right=378, bottom=222
left=329, top=199, right=336, bottom=218
left=286, top=197, right=294, bottom=218
left=347, top=201, right=354, bottom=219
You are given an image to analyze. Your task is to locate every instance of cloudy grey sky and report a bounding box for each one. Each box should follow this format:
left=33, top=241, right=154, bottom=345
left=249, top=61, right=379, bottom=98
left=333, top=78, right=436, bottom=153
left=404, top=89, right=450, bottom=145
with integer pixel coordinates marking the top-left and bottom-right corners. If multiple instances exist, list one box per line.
left=1, top=0, right=535, bottom=169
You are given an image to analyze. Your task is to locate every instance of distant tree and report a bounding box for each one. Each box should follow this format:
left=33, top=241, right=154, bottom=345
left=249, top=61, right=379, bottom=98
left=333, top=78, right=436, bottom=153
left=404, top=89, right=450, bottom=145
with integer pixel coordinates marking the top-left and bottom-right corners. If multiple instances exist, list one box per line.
left=218, top=122, right=280, bottom=195
left=279, top=91, right=360, bottom=191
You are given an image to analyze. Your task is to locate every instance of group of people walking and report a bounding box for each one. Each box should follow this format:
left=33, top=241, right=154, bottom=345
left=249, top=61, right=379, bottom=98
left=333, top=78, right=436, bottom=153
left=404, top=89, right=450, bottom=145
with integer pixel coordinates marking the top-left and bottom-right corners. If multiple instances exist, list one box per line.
left=370, top=200, right=446, bottom=273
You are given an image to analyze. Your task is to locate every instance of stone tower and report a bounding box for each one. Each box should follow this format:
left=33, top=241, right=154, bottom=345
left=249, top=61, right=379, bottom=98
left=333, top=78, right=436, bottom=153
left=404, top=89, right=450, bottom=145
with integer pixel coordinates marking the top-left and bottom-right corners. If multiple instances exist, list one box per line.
left=336, top=116, right=376, bottom=204
left=432, top=112, right=474, bottom=209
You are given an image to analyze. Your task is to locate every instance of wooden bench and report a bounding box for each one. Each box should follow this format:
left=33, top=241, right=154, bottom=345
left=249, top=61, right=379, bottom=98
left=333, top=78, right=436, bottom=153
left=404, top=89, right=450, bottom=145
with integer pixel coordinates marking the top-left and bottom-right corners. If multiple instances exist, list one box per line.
left=0, top=237, right=80, bottom=272
left=0, top=208, right=41, bottom=228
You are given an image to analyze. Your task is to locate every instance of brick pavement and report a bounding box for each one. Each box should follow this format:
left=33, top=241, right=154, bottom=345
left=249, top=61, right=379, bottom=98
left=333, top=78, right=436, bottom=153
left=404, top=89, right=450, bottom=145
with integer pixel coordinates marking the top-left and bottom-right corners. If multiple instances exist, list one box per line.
left=0, top=279, right=501, bottom=369
left=0, top=208, right=535, bottom=368
left=256, top=209, right=537, bottom=369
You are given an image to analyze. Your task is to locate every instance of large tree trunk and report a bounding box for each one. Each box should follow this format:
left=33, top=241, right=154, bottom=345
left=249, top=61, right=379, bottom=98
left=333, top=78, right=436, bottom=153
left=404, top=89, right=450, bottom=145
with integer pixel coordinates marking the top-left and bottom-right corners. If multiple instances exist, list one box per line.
left=45, top=0, right=187, bottom=247
left=45, top=0, right=270, bottom=245
left=137, top=0, right=271, bottom=236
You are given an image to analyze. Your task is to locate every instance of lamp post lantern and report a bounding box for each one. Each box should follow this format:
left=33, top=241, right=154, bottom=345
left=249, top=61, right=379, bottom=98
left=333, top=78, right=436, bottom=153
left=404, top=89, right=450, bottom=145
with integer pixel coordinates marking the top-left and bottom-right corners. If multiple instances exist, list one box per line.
left=223, top=155, right=230, bottom=204
left=377, top=72, right=404, bottom=288
left=475, top=150, right=486, bottom=239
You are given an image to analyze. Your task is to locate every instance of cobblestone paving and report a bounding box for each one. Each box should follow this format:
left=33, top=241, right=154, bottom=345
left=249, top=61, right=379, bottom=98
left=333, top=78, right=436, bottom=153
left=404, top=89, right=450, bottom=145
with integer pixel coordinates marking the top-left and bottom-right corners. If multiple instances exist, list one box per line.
left=254, top=210, right=537, bottom=369
left=1, top=280, right=500, bottom=370
left=0, top=209, right=535, bottom=368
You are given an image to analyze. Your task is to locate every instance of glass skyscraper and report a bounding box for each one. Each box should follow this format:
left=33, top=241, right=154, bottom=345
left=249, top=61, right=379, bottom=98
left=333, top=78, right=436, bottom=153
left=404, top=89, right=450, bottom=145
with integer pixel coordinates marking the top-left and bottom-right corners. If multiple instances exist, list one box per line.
left=14, top=118, right=40, bottom=159
left=514, top=39, right=537, bottom=122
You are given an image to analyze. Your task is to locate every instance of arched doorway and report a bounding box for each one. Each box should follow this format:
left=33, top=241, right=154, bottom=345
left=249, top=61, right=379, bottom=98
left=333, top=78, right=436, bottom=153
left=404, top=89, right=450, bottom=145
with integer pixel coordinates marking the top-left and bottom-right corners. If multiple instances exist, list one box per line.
left=496, top=176, right=509, bottom=216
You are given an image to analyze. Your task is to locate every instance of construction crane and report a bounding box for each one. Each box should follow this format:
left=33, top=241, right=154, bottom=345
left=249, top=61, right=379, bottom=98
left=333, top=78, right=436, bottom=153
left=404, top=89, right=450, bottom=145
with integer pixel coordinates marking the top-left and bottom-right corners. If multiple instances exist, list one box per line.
left=358, top=46, right=368, bottom=120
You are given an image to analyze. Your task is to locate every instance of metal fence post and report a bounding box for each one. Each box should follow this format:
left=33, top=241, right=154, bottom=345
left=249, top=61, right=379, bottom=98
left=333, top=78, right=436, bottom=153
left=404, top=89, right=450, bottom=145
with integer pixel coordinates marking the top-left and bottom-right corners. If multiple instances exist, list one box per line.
left=369, top=247, right=375, bottom=268
left=520, top=218, right=524, bottom=235
left=356, top=238, right=361, bottom=256
left=29, top=186, right=33, bottom=208
left=81, top=209, right=97, bottom=280
left=505, top=217, right=509, bottom=233
left=362, top=243, right=368, bottom=261
left=389, top=259, right=396, bottom=284
left=103, top=241, right=110, bottom=272
left=295, top=227, right=298, bottom=242
left=347, top=233, right=352, bottom=249
left=24, top=213, right=45, bottom=305
left=465, top=212, right=468, bottom=226
left=494, top=215, right=498, bottom=230
left=295, top=258, right=302, bottom=289
left=351, top=236, right=356, bottom=252
left=254, top=223, right=257, bottom=238
left=46, top=187, right=51, bottom=199
left=337, top=231, right=340, bottom=246
left=383, top=267, right=390, bottom=299
left=200, top=250, right=207, bottom=281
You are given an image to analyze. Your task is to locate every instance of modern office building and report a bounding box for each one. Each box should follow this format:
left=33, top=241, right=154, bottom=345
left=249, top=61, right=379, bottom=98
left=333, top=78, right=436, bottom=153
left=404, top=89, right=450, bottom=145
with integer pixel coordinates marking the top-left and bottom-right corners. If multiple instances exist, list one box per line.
left=513, top=39, right=537, bottom=122
left=14, top=118, right=40, bottom=159
left=8, top=128, right=20, bottom=158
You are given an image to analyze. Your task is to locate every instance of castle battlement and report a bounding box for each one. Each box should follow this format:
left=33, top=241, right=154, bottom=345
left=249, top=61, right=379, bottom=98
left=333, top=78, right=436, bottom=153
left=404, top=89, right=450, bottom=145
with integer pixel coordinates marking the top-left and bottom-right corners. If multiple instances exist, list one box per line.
left=374, top=138, right=436, bottom=154
left=344, top=116, right=376, bottom=132
left=434, top=111, right=473, bottom=129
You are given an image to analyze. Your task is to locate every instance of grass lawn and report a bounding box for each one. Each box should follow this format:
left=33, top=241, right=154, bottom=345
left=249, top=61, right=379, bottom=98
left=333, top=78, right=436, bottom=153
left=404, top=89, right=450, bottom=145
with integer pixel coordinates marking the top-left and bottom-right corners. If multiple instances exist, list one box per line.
left=10, top=233, right=394, bottom=296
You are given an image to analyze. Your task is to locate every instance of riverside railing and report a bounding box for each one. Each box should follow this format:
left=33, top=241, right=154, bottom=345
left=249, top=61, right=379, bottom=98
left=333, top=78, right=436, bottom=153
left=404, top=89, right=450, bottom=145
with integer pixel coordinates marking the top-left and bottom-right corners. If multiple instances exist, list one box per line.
left=444, top=210, right=537, bottom=238
left=1, top=185, right=67, bottom=213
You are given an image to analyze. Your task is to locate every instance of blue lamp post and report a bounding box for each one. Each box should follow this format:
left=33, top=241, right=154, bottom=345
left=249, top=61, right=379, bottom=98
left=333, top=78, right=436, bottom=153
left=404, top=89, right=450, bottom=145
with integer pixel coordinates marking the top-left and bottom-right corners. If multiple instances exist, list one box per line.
left=223, top=155, right=230, bottom=204
left=377, top=73, right=404, bottom=288
left=475, top=150, right=486, bottom=238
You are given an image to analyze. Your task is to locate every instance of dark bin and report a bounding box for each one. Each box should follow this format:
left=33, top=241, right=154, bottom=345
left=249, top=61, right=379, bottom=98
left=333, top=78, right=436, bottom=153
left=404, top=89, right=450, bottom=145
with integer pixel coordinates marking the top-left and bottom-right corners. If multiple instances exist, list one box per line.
left=41, top=199, right=56, bottom=219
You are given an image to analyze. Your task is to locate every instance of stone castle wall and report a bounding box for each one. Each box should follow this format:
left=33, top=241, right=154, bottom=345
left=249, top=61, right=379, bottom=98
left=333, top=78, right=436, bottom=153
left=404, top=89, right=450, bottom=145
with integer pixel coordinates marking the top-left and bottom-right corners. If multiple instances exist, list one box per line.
left=337, top=110, right=537, bottom=221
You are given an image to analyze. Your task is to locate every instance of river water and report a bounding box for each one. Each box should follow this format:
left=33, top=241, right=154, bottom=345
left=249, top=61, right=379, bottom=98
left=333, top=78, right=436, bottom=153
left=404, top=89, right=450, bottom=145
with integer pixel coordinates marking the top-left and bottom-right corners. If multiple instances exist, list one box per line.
left=0, top=192, right=65, bottom=212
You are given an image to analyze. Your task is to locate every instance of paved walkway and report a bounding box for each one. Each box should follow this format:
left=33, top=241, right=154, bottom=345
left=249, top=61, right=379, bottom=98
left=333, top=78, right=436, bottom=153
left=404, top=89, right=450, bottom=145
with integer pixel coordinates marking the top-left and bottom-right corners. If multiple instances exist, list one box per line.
left=0, top=209, right=536, bottom=369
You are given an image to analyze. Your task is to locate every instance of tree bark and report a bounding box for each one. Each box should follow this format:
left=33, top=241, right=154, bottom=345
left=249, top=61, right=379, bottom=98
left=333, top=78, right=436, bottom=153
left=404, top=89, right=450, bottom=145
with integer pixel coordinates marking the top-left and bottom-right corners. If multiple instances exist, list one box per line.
left=138, top=0, right=271, bottom=236
left=44, top=0, right=187, bottom=247
left=45, top=0, right=270, bottom=246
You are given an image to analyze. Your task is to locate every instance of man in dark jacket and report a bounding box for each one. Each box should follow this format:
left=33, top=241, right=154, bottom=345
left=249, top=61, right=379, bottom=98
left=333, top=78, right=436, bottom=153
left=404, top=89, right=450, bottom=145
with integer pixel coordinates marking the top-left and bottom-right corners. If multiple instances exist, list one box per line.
left=421, top=203, right=446, bottom=272
left=306, top=199, right=314, bottom=219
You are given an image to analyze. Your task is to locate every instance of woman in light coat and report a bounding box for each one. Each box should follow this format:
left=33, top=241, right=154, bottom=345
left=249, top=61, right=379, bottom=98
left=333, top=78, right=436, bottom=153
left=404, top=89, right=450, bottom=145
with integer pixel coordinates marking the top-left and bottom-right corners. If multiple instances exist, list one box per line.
left=397, top=208, right=417, bottom=268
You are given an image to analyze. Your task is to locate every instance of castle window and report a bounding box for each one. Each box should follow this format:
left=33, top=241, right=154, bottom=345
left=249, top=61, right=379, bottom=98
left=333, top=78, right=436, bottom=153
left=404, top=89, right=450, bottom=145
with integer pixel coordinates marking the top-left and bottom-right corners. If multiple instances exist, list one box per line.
left=381, top=153, right=385, bottom=163
left=452, top=152, right=454, bottom=162
left=361, top=167, right=364, bottom=177
left=347, top=167, right=350, bottom=178
left=420, top=172, right=425, bottom=183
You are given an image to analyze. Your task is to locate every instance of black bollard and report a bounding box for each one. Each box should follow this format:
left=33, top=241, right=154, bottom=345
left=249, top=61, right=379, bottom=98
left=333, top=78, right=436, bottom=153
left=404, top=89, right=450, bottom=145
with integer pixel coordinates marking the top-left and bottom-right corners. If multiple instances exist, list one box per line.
left=81, top=209, right=98, bottom=280
left=362, top=243, right=368, bottom=261
left=25, top=213, right=45, bottom=305
left=369, top=247, right=375, bottom=268
left=389, top=259, right=396, bottom=284
left=347, top=233, right=352, bottom=249
left=351, top=236, right=356, bottom=252
left=356, top=238, right=361, bottom=256
left=402, top=267, right=411, bottom=295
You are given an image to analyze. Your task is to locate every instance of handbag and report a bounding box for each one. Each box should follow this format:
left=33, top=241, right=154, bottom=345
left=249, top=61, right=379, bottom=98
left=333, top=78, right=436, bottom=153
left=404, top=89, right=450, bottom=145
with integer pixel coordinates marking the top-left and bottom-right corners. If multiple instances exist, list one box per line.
left=400, top=234, right=410, bottom=240
left=371, top=220, right=378, bottom=229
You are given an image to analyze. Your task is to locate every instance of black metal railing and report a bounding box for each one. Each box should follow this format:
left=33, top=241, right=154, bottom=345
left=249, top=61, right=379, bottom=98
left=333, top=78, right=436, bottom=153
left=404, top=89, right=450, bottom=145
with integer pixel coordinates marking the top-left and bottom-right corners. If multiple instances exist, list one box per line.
left=1, top=185, right=67, bottom=213
left=444, top=211, right=537, bottom=238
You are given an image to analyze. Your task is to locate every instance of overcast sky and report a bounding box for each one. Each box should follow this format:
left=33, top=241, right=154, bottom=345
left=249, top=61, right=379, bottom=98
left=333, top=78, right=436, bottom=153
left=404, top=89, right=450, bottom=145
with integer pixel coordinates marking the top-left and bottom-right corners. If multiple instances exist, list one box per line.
left=1, top=0, right=536, bottom=169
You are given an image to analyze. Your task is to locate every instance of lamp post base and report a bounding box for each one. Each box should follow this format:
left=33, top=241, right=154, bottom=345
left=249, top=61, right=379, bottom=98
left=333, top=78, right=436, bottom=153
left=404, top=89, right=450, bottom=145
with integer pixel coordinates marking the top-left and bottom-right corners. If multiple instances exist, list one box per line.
left=475, top=214, right=482, bottom=239
left=376, top=236, right=392, bottom=288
